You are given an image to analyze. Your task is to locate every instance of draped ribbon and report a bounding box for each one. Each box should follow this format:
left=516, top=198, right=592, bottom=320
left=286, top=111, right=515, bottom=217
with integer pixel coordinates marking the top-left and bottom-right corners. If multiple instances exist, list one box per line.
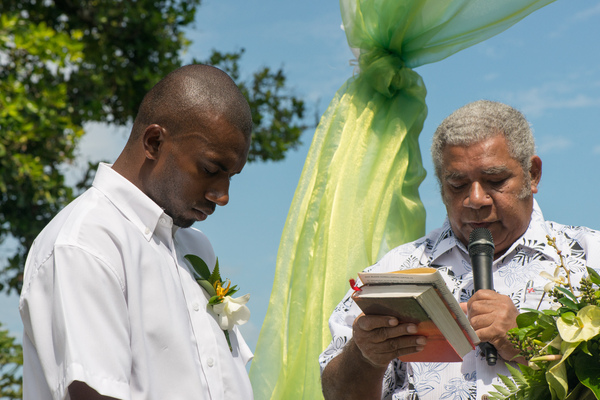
left=250, top=1, right=556, bottom=399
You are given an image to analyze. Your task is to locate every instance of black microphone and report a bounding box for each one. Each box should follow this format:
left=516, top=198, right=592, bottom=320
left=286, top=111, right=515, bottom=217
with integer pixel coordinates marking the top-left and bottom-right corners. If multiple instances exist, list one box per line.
left=468, top=227, right=497, bottom=366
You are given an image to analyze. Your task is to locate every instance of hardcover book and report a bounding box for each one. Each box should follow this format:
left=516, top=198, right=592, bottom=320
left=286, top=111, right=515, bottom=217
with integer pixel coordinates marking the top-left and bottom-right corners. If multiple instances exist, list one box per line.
left=353, top=267, right=479, bottom=362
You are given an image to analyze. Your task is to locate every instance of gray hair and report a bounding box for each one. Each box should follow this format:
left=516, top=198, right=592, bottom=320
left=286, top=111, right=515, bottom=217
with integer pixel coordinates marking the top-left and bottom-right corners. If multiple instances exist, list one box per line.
left=431, top=100, right=535, bottom=183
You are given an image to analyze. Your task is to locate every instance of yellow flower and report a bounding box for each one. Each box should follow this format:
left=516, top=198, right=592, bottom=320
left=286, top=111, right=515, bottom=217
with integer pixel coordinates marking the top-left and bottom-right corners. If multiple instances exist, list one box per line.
left=213, top=280, right=232, bottom=300
left=556, top=305, right=600, bottom=343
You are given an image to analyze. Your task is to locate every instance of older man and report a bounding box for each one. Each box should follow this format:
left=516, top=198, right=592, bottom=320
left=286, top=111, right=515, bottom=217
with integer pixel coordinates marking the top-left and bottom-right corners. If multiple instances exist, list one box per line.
left=320, top=100, right=600, bottom=399
left=20, top=65, right=254, bottom=400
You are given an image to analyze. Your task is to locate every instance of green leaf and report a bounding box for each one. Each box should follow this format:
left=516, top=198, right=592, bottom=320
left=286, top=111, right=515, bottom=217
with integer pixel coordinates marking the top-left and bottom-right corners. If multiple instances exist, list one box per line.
left=561, top=311, right=576, bottom=324
left=581, top=341, right=593, bottom=356
left=557, top=296, right=579, bottom=311
left=517, top=311, right=541, bottom=327
left=197, top=279, right=217, bottom=297
left=556, top=286, right=579, bottom=302
left=574, top=351, right=600, bottom=399
left=499, top=373, right=518, bottom=392
left=208, top=258, right=221, bottom=284
left=587, top=267, right=600, bottom=286
left=492, top=382, right=511, bottom=396
left=506, top=363, right=527, bottom=386
left=542, top=308, right=559, bottom=317
left=541, top=326, right=559, bottom=342
left=208, top=295, right=222, bottom=305
left=185, top=254, right=211, bottom=280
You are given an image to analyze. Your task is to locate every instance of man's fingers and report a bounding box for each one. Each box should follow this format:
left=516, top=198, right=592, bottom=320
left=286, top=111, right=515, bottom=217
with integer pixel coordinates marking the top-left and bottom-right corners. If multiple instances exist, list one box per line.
left=355, top=314, right=419, bottom=333
left=351, top=333, right=427, bottom=368
left=382, top=335, right=427, bottom=355
left=351, top=314, right=429, bottom=367
left=355, top=314, right=399, bottom=332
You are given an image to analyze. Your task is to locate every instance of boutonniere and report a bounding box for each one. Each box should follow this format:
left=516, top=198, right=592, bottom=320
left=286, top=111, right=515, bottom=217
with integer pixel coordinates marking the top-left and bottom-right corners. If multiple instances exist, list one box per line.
left=185, top=254, right=250, bottom=351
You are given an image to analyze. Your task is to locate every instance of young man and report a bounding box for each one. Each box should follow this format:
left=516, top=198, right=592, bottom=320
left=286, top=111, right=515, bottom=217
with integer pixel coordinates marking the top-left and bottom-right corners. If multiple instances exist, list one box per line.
left=20, top=65, right=254, bottom=400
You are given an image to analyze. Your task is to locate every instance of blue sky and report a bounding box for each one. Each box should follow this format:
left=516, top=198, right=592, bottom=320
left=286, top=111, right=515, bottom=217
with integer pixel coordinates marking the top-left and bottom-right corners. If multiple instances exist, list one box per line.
left=2, top=0, right=600, bottom=357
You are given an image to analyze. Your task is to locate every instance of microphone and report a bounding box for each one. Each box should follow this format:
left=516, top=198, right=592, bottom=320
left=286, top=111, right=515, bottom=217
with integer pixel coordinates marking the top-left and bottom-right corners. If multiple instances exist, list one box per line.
left=468, top=227, right=497, bottom=366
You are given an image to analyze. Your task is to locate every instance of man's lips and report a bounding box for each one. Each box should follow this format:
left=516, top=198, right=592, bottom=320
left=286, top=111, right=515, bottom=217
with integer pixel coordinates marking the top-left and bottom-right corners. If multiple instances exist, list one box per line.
left=468, top=221, right=493, bottom=229
left=193, top=207, right=214, bottom=221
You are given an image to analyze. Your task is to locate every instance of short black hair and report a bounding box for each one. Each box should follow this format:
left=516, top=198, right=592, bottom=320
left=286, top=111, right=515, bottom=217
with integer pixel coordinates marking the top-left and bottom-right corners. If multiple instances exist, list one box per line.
left=130, top=64, right=252, bottom=142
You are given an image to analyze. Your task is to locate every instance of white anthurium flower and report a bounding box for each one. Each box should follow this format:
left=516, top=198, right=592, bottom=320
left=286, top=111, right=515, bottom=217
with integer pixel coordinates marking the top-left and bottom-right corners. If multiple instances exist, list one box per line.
left=213, top=294, right=251, bottom=331
left=556, top=305, right=600, bottom=343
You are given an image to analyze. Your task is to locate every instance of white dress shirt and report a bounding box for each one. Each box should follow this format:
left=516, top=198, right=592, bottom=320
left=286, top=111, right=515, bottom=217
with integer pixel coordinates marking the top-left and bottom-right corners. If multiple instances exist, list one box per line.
left=20, top=163, right=253, bottom=400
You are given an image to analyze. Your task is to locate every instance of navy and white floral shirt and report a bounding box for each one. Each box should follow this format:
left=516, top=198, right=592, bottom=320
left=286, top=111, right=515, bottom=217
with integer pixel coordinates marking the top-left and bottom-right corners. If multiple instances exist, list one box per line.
left=319, top=200, right=600, bottom=400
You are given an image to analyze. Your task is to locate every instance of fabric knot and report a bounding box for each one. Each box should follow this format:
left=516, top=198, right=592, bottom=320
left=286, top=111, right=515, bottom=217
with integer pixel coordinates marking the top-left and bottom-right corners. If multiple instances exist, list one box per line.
left=358, top=48, right=419, bottom=98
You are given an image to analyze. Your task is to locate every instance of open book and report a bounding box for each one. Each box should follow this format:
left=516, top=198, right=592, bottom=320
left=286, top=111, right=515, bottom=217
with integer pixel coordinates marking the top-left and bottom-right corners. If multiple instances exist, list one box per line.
left=353, top=267, right=479, bottom=362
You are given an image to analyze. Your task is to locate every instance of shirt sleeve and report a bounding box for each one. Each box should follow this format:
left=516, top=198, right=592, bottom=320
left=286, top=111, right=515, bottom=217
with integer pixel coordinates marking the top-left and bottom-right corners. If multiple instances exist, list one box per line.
left=318, top=288, right=409, bottom=400
left=21, top=245, right=132, bottom=400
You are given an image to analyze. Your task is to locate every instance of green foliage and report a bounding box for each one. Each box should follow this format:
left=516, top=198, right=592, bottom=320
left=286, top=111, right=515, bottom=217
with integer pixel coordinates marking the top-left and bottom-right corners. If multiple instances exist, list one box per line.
left=0, top=0, right=201, bottom=126
left=489, top=263, right=600, bottom=399
left=0, top=13, right=85, bottom=294
left=0, top=324, right=23, bottom=400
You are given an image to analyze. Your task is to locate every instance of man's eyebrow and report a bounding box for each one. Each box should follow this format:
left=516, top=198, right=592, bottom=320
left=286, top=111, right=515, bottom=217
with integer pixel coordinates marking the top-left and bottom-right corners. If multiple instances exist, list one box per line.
left=205, top=156, right=245, bottom=175
left=480, top=165, right=510, bottom=175
left=443, top=171, right=465, bottom=181
left=442, top=165, right=510, bottom=181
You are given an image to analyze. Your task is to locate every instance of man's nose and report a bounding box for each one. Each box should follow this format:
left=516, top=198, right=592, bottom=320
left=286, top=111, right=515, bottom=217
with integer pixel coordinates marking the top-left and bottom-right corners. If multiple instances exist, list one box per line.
left=464, top=182, right=491, bottom=209
left=206, top=179, right=230, bottom=206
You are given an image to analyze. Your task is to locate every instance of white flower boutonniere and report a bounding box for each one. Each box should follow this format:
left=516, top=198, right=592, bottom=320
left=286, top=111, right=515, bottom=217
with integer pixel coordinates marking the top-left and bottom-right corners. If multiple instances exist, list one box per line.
left=184, top=254, right=250, bottom=351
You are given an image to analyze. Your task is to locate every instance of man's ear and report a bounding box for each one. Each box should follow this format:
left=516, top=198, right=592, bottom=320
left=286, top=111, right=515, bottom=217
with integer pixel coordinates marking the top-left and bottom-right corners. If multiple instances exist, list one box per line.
left=142, top=124, right=166, bottom=161
left=529, top=155, right=542, bottom=194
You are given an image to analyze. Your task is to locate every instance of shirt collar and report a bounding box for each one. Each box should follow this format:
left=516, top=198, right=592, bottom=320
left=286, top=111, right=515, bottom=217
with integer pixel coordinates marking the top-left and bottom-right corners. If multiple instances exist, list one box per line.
left=502, top=198, right=559, bottom=263
left=92, top=163, right=171, bottom=241
left=428, top=199, right=558, bottom=263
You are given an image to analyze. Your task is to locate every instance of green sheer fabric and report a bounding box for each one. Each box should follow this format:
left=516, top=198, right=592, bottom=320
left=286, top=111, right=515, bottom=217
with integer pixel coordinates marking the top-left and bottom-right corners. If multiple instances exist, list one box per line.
left=249, top=0, right=555, bottom=398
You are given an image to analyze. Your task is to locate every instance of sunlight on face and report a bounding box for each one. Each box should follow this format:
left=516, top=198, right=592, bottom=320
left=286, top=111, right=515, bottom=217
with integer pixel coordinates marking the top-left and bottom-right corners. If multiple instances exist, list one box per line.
left=440, top=134, right=540, bottom=256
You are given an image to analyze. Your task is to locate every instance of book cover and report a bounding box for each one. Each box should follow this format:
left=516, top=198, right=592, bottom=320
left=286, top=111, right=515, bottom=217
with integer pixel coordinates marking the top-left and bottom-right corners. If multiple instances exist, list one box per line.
left=353, top=268, right=479, bottom=362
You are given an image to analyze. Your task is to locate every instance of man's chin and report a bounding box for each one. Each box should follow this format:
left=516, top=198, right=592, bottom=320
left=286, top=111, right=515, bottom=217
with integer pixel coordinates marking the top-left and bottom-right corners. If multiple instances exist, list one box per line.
left=174, top=218, right=196, bottom=228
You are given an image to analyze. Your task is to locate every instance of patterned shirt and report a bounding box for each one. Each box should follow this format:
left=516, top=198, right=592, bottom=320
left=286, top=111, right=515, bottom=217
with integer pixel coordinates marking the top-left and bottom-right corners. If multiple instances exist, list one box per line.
left=319, top=200, right=600, bottom=400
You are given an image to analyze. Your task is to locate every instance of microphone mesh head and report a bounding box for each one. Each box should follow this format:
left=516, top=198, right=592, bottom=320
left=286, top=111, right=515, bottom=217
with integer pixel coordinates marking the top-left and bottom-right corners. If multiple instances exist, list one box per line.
left=468, top=228, right=495, bottom=258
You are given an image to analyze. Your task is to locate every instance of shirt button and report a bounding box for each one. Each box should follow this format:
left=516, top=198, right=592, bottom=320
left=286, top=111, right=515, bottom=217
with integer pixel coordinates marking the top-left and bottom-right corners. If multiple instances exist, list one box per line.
left=207, top=357, right=215, bottom=367
left=144, top=227, right=151, bottom=235
left=192, top=302, right=200, bottom=311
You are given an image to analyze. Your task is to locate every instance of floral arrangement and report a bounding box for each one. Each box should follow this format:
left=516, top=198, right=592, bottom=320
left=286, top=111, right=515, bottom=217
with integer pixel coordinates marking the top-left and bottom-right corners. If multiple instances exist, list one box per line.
left=185, top=254, right=250, bottom=351
left=489, top=236, right=600, bottom=400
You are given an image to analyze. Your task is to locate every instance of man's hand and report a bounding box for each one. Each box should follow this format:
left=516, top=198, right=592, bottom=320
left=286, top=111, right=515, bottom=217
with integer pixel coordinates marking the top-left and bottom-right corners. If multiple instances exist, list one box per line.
left=321, top=313, right=427, bottom=400
left=461, top=289, right=524, bottom=363
left=352, top=314, right=427, bottom=367
left=69, top=381, right=120, bottom=400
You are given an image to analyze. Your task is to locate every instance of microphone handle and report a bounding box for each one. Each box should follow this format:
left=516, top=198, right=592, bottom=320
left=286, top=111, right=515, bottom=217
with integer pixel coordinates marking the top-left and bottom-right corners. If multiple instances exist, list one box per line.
left=471, top=254, right=494, bottom=291
left=471, top=254, right=497, bottom=366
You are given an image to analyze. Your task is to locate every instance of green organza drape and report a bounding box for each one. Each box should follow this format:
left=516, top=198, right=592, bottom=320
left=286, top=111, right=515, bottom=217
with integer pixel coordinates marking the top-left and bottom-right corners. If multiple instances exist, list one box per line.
left=249, top=0, right=556, bottom=398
